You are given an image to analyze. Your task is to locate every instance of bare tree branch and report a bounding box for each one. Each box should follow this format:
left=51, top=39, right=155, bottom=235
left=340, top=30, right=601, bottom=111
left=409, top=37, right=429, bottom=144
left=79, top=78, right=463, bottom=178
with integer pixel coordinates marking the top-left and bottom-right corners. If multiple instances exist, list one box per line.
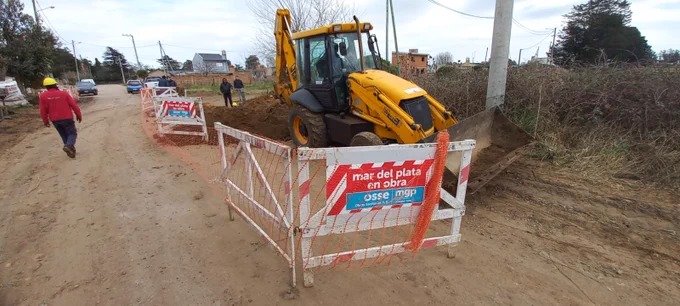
left=248, top=0, right=354, bottom=67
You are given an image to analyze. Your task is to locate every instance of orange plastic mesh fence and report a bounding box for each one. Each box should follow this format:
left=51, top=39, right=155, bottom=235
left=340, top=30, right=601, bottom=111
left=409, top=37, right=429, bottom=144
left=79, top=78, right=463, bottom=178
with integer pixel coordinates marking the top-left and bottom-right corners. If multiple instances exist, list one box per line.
left=407, top=129, right=449, bottom=252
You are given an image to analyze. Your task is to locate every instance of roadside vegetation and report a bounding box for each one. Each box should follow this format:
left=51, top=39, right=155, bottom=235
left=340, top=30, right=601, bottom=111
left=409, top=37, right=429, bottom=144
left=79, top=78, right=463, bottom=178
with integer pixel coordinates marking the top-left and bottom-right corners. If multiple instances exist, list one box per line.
left=415, top=65, right=680, bottom=186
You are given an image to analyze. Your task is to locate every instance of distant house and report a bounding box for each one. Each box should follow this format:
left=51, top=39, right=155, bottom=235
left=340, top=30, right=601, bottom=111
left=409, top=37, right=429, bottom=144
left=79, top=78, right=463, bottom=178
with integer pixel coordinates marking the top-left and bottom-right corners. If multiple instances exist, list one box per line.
left=193, top=51, right=230, bottom=74
left=529, top=56, right=550, bottom=65
left=392, top=49, right=430, bottom=75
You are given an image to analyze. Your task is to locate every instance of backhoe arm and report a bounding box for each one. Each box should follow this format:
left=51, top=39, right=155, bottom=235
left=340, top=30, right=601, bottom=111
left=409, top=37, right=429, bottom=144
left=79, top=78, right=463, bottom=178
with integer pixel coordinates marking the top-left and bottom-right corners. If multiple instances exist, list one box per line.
left=274, top=9, right=298, bottom=106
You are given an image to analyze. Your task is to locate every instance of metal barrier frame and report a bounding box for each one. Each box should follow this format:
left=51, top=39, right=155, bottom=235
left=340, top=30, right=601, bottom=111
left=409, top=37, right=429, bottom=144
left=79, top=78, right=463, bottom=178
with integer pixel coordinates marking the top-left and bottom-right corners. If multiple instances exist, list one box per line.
left=297, top=140, right=475, bottom=287
left=153, top=96, right=209, bottom=142
left=214, top=122, right=297, bottom=287
left=152, top=86, right=178, bottom=97
left=140, top=88, right=154, bottom=113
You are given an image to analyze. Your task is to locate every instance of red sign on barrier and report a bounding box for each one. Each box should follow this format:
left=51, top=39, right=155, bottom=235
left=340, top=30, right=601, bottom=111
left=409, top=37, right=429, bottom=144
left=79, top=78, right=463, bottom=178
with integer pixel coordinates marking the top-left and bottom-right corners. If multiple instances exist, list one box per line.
left=162, top=100, right=195, bottom=118
left=327, top=160, right=434, bottom=215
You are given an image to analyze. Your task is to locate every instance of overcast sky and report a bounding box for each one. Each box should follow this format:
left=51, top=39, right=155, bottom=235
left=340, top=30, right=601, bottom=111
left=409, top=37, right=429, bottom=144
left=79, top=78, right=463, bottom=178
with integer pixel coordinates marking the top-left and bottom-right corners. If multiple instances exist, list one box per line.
left=20, top=0, right=680, bottom=68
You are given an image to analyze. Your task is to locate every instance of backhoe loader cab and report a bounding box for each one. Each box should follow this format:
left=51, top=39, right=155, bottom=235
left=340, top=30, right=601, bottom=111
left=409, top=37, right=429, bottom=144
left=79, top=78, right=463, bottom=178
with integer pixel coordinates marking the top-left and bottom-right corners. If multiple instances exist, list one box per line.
left=275, top=10, right=454, bottom=148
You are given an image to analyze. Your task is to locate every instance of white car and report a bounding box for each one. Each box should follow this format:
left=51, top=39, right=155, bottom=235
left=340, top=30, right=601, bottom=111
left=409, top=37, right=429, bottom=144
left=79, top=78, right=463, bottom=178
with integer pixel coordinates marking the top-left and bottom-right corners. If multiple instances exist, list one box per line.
left=80, top=78, right=96, bottom=85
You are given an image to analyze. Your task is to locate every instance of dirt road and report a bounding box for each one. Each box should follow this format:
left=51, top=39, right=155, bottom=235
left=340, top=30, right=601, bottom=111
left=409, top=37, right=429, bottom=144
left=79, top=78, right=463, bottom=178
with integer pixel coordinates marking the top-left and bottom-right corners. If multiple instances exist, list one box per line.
left=1, top=85, right=678, bottom=305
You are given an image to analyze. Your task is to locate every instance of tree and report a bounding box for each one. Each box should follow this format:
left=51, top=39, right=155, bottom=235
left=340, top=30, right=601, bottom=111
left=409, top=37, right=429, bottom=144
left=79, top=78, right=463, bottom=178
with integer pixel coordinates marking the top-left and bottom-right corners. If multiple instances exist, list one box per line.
left=136, top=69, right=149, bottom=79
left=100, top=47, right=133, bottom=82
left=182, top=59, right=193, bottom=71
left=435, top=52, right=453, bottom=65
left=234, top=64, right=244, bottom=71
left=248, top=0, right=353, bottom=66
left=552, top=0, right=653, bottom=66
left=245, top=55, right=260, bottom=70
left=194, top=61, right=216, bottom=76
left=157, top=55, right=181, bottom=71
left=659, top=49, right=680, bottom=63
left=1, top=0, right=59, bottom=88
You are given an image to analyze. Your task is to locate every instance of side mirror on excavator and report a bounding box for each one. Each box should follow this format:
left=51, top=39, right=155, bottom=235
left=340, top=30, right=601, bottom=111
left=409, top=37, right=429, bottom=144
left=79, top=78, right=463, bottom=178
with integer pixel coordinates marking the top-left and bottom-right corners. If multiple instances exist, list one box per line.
left=339, top=42, right=348, bottom=56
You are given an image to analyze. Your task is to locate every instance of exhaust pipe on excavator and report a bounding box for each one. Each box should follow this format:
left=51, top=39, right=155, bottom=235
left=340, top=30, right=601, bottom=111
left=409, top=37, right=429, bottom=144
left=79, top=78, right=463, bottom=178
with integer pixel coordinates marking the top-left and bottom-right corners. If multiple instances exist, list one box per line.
left=353, top=15, right=365, bottom=72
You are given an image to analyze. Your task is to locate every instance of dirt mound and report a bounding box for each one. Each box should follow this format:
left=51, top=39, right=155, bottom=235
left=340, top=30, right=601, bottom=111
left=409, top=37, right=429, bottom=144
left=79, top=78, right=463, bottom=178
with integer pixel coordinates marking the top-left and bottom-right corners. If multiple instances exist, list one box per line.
left=203, top=96, right=290, bottom=141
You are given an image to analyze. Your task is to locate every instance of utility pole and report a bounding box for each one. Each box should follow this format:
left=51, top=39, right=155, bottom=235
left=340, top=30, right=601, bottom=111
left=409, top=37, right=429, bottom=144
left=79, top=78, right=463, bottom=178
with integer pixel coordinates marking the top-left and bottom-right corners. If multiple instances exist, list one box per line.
left=32, top=0, right=39, bottom=27
left=122, top=34, right=142, bottom=70
left=158, top=41, right=168, bottom=75
left=72, top=40, right=80, bottom=81
left=550, top=27, right=557, bottom=64
left=385, top=0, right=389, bottom=62
left=485, top=0, right=514, bottom=109
left=517, top=49, right=522, bottom=66
left=389, top=0, right=400, bottom=75
left=117, top=57, right=126, bottom=84
left=484, top=47, right=489, bottom=63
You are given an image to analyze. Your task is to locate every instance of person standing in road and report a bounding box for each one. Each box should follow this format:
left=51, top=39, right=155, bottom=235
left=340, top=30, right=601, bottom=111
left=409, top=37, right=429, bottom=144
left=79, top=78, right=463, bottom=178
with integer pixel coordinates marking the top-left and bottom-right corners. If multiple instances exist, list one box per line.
left=220, top=78, right=234, bottom=107
left=39, top=77, right=82, bottom=159
left=158, top=75, right=169, bottom=87
left=233, top=77, right=246, bottom=104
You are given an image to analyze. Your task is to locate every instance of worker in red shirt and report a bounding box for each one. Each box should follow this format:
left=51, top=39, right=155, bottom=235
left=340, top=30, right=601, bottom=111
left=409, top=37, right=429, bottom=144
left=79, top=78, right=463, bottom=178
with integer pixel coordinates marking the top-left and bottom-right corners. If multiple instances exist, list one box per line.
left=39, top=77, right=82, bottom=158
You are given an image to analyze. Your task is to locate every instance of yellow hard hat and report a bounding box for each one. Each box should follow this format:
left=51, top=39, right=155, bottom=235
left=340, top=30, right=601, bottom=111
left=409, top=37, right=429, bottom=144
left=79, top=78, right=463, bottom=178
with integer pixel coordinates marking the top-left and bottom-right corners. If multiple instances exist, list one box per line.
left=43, top=77, right=57, bottom=87
left=232, top=102, right=238, bottom=107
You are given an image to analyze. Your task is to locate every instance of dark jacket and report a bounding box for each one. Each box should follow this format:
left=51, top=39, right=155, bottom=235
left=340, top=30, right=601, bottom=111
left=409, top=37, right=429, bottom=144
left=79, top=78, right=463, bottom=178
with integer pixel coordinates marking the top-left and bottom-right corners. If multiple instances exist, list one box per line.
left=220, top=82, right=232, bottom=94
left=233, top=79, right=244, bottom=89
left=158, top=78, right=169, bottom=87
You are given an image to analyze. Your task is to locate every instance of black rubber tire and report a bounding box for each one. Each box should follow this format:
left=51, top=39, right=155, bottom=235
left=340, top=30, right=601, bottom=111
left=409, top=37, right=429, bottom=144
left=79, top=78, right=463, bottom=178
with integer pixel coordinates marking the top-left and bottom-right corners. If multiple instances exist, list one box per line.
left=288, top=104, right=328, bottom=147
left=350, top=131, right=384, bottom=146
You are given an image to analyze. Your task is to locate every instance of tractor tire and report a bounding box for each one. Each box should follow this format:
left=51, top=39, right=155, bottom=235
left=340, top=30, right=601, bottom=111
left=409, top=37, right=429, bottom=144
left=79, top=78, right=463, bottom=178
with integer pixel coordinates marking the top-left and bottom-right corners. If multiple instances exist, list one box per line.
left=288, top=104, right=328, bottom=147
left=350, top=131, right=384, bottom=146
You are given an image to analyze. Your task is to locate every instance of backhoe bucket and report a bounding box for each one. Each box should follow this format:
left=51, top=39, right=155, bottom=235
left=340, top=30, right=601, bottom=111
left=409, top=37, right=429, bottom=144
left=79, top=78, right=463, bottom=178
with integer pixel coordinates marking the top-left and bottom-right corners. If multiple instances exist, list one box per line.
left=443, top=106, right=535, bottom=194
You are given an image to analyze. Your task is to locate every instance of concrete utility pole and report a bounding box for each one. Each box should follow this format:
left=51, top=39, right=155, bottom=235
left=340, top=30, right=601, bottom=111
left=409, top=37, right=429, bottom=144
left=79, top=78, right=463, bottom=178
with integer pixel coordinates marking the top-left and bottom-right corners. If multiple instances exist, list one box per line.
left=517, top=48, right=522, bottom=66
left=122, top=34, right=142, bottom=70
left=117, top=57, right=126, bottom=84
left=389, top=0, right=400, bottom=75
left=485, top=0, right=514, bottom=109
left=385, top=0, right=389, bottom=62
left=72, top=40, right=81, bottom=81
left=32, top=0, right=39, bottom=27
left=550, top=27, right=557, bottom=64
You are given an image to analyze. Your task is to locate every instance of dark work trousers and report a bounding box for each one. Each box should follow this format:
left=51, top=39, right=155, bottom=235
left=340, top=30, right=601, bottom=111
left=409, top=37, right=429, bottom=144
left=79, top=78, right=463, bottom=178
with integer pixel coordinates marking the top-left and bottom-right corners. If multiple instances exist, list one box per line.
left=52, top=119, right=77, bottom=148
left=223, top=92, right=233, bottom=107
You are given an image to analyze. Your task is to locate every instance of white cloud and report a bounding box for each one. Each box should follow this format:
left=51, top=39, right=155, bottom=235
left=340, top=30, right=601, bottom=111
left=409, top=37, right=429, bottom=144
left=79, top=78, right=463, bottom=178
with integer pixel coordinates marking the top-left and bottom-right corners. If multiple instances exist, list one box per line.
left=21, top=0, right=680, bottom=68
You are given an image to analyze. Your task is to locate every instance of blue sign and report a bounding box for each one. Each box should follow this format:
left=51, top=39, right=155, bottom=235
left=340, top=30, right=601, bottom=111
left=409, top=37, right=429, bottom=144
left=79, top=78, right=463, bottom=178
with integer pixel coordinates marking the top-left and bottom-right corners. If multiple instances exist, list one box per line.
left=346, top=187, right=425, bottom=210
left=168, top=109, right=190, bottom=117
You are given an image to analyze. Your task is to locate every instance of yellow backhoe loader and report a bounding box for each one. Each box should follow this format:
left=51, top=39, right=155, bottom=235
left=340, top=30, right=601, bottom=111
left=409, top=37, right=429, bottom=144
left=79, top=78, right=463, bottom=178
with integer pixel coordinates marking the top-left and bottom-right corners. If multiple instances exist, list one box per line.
left=274, top=9, right=534, bottom=192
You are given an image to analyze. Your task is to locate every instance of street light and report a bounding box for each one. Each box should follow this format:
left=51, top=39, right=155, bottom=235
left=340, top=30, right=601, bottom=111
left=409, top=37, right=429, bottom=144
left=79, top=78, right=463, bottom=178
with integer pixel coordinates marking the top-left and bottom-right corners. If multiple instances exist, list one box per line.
left=122, top=33, right=142, bottom=70
left=37, top=6, right=55, bottom=12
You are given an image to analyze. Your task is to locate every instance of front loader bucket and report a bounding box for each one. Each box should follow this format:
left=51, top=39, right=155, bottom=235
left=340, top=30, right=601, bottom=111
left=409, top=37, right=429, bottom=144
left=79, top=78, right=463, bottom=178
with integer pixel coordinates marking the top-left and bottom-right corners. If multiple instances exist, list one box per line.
left=443, top=106, right=536, bottom=194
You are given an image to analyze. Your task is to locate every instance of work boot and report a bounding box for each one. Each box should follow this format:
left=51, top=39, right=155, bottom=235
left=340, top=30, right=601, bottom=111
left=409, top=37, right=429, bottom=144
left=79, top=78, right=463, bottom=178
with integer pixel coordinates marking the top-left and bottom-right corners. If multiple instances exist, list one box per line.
left=63, top=146, right=75, bottom=159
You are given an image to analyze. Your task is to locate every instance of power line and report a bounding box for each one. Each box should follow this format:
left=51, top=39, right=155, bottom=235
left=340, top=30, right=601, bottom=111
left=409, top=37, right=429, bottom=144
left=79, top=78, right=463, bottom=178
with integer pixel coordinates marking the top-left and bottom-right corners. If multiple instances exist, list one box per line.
left=425, top=0, right=493, bottom=19
left=425, top=0, right=553, bottom=35
left=520, top=33, right=553, bottom=50
left=36, top=0, right=66, bottom=42
left=512, top=19, right=553, bottom=35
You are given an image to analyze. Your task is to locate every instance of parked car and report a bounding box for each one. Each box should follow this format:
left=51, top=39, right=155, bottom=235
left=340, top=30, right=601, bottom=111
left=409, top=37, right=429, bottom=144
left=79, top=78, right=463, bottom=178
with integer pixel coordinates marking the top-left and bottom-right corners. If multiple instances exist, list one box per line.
left=80, top=78, right=96, bottom=85
left=127, top=80, right=143, bottom=93
left=144, top=76, right=161, bottom=88
left=76, top=81, right=98, bottom=96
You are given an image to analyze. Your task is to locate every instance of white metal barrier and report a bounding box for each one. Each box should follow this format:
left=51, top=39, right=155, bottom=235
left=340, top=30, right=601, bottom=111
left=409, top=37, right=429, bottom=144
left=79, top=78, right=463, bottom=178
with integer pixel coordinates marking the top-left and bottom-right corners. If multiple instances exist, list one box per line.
left=214, top=122, right=296, bottom=286
left=296, top=140, right=475, bottom=287
left=140, top=88, right=154, bottom=114
left=153, top=96, right=209, bottom=141
left=152, top=86, right=179, bottom=97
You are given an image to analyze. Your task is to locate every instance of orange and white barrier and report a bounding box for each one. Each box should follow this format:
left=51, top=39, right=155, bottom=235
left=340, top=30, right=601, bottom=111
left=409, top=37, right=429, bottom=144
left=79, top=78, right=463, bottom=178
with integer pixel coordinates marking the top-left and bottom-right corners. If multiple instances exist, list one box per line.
left=295, top=131, right=474, bottom=287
